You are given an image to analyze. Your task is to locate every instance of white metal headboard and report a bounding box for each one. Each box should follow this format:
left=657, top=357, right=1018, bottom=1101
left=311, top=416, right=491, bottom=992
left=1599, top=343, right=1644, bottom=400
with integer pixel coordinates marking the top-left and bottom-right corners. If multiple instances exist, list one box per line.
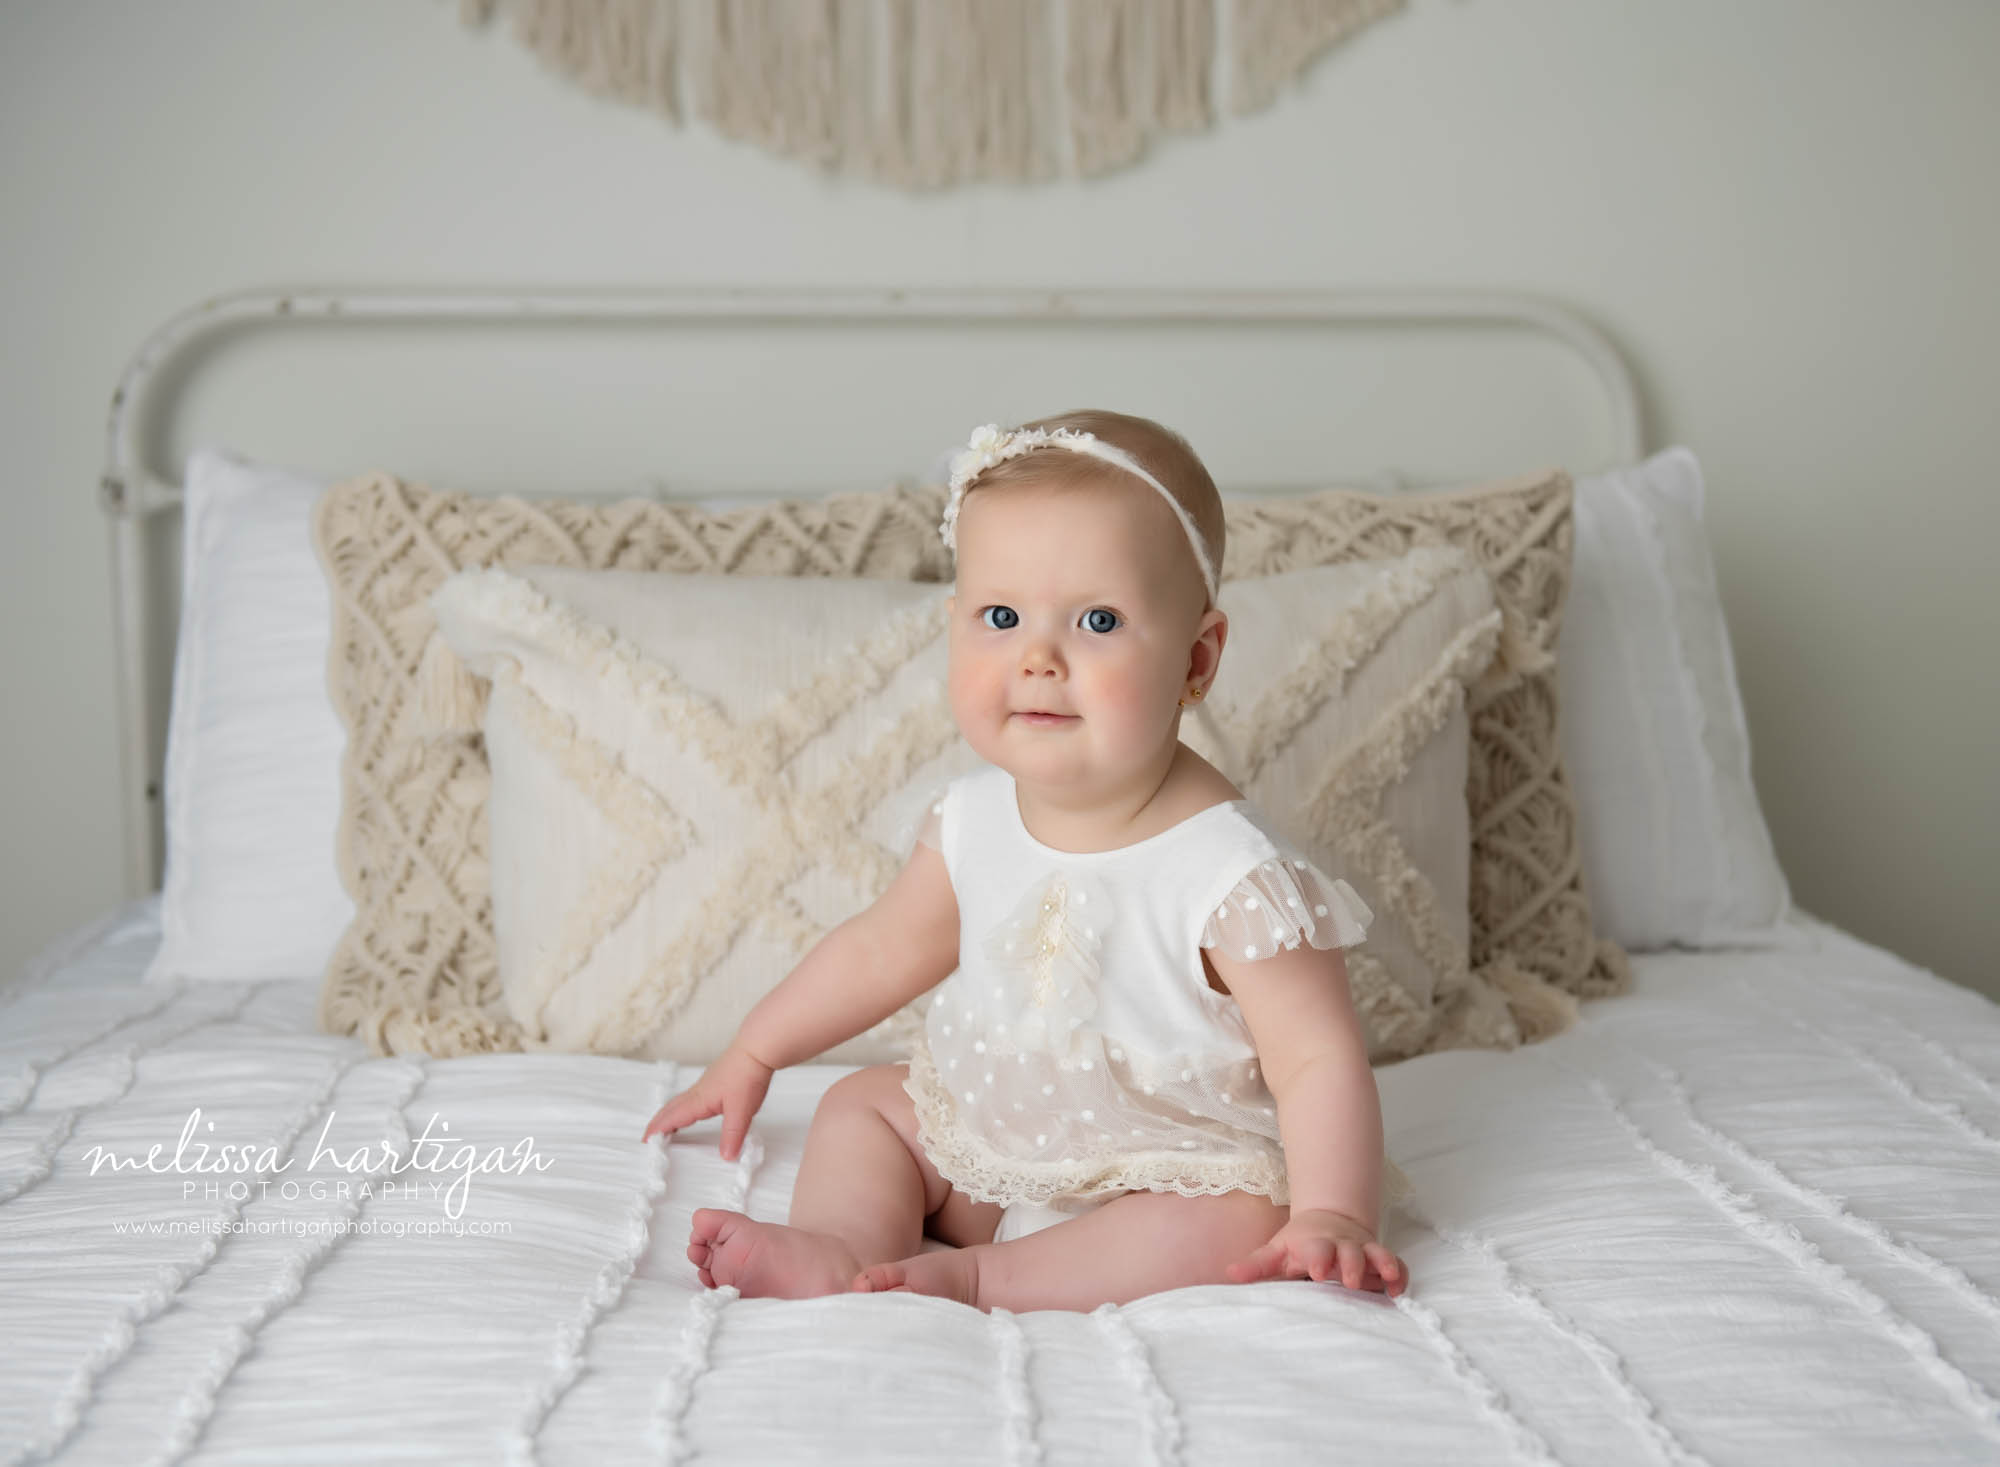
left=100, top=285, right=1645, bottom=897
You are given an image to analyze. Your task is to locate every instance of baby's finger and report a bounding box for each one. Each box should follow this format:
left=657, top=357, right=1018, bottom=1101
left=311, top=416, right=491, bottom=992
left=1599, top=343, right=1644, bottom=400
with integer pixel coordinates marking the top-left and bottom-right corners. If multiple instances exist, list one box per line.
left=719, top=1103, right=752, bottom=1162
left=642, top=1090, right=714, bottom=1141
left=641, top=1099, right=683, bottom=1141
left=1366, top=1243, right=1406, bottom=1295
left=1226, top=1241, right=1282, bottom=1283
left=1302, top=1238, right=1337, bottom=1283
left=1223, top=1248, right=1268, bottom=1283
left=1338, top=1239, right=1366, bottom=1290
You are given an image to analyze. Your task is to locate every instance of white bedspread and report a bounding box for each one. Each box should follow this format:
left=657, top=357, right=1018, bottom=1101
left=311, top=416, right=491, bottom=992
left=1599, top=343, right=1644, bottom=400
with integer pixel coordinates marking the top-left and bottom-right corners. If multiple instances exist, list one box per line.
left=1, top=899, right=1996, bottom=1465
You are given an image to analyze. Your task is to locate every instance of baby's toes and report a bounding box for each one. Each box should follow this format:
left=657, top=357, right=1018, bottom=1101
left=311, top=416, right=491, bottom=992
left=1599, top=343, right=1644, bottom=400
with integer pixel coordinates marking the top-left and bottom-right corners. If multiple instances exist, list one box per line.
left=850, top=1261, right=911, bottom=1293
left=1365, top=1244, right=1403, bottom=1291
left=687, top=1234, right=715, bottom=1290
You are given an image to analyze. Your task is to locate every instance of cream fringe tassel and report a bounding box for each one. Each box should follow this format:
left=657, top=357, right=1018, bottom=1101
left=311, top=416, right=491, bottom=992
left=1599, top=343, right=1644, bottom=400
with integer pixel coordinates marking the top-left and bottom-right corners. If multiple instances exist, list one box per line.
left=461, top=0, right=1405, bottom=188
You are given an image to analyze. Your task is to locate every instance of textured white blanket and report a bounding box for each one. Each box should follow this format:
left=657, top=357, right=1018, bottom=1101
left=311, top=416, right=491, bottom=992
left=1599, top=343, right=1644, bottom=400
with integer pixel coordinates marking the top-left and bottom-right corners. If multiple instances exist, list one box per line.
left=1, top=899, right=1996, bottom=1465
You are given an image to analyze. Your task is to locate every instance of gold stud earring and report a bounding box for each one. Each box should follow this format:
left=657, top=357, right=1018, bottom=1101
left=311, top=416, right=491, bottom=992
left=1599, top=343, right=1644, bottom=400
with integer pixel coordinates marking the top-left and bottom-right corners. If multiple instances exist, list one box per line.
left=1177, top=686, right=1207, bottom=710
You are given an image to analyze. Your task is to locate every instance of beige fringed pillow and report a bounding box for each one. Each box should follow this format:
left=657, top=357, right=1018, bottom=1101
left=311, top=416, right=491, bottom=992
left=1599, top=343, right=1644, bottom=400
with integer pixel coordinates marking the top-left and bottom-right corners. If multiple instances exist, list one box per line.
left=424, top=567, right=980, bottom=1066
left=312, top=473, right=953, bottom=1057
left=423, top=547, right=1499, bottom=1065
left=1219, top=468, right=1630, bottom=1053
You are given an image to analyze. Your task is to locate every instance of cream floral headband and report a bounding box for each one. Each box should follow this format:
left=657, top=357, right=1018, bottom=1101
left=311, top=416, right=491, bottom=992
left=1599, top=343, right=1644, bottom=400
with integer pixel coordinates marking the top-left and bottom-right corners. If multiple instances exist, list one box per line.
left=937, top=423, right=1221, bottom=603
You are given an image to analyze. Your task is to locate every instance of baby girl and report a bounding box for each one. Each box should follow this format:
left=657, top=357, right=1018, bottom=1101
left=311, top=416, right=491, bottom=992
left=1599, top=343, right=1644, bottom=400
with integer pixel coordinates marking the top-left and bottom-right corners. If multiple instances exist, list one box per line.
left=642, top=409, right=1410, bottom=1312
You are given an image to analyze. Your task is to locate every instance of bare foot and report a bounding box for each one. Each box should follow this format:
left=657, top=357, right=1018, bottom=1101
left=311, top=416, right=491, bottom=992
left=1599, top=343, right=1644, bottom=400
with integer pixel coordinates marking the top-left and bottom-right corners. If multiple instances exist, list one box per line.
left=850, top=1246, right=983, bottom=1308
left=686, top=1209, right=864, bottom=1299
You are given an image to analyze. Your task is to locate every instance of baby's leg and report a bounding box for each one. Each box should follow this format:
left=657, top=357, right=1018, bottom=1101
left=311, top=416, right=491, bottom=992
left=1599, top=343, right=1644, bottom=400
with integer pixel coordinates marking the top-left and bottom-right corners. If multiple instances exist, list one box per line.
left=688, top=1062, right=1002, bottom=1299
left=789, top=1061, right=1004, bottom=1255
left=853, top=1188, right=1287, bottom=1312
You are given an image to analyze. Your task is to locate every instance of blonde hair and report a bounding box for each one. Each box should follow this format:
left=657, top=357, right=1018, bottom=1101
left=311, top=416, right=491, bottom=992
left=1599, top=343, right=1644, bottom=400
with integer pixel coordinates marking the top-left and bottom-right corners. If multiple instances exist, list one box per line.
left=953, top=409, right=1225, bottom=610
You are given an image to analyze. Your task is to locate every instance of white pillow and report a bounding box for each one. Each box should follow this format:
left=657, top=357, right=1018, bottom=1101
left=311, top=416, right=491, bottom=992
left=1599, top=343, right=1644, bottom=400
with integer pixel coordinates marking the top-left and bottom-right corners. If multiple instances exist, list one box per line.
left=1558, top=447, right=1792, bottom=949
left=143, top=450, right=353, bottom=984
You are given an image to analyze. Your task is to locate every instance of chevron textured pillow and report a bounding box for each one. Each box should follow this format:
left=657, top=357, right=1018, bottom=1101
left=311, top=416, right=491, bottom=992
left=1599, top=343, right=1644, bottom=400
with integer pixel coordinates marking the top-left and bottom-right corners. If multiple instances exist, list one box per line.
left=425, top=547, right=1516, bottom=1066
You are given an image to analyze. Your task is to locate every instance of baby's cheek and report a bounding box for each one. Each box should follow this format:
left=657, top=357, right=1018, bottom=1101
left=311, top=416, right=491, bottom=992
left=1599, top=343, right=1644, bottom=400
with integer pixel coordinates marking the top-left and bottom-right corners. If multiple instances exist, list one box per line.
left=945, top=649, right=980, bottom=701
left=1095, top=658, right=1172, bottom=718
left=946, top=654, right=1005, bottom=726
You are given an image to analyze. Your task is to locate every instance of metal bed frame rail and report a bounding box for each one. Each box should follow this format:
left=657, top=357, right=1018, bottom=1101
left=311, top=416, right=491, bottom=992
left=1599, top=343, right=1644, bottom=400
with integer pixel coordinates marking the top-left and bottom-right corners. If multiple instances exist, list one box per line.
left=98, top=285, right=1644, bottom=897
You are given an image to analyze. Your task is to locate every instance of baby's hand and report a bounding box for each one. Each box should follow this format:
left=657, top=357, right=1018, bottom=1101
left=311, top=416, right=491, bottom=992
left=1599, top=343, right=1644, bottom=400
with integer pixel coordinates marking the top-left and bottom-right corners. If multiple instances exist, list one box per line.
left=639, top=1041, right=775, bottom=1161
left=1224, top=1207, right=1407, bottom=1296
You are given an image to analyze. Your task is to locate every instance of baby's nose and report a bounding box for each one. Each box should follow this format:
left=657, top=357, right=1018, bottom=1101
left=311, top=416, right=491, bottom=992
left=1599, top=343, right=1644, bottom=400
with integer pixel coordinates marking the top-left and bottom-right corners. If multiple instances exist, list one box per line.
left=1019, top=647, right=1063, bottom=675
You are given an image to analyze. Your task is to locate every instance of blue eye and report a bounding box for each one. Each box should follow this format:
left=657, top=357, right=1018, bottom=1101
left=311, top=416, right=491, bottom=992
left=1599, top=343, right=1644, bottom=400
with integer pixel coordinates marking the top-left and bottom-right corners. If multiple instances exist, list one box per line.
left=1083, top=608, right=1120, bottom=634
left=981, top=606, right=1019, bottom=630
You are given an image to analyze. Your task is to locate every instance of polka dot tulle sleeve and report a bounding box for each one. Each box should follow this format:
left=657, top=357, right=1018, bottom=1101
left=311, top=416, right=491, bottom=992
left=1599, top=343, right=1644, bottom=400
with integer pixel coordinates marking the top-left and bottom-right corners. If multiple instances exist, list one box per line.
left=1199, top=857, right=1373, bottom=960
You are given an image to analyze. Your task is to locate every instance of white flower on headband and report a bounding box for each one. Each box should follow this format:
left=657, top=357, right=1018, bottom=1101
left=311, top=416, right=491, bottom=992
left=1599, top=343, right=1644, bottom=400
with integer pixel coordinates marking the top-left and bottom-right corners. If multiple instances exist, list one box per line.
left=963, top=423, right=1007, bottom=462
left=939, top=425, right=1097, bottom=551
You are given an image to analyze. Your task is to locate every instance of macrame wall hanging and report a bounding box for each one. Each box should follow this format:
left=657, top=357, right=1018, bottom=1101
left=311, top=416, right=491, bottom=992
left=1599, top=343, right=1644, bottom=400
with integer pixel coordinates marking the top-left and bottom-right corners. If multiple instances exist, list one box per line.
left=461, top=0, right=1406, bottom=190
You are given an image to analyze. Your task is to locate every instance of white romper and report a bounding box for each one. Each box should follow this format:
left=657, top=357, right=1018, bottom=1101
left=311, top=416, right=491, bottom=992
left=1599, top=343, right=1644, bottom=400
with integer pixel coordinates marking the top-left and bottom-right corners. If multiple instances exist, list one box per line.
left=900, top=765, right=1411, bottom=1245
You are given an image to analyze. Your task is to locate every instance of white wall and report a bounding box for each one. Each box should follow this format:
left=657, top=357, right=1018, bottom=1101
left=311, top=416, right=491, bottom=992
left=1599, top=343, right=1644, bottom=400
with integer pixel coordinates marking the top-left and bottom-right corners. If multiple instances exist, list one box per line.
left=3, top=0, right=1995, bottom=999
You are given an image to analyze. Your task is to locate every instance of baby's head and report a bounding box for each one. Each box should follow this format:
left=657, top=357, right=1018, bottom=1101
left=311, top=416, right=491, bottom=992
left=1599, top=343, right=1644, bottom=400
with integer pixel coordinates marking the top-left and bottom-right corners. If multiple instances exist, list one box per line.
left=940, top=410, right=1229, bottom=788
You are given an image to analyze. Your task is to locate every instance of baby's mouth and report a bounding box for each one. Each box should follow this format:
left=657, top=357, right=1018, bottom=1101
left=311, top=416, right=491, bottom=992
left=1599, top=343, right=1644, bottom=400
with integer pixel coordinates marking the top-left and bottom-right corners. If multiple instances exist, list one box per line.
left=1014, top=711, right=1078, bottom=725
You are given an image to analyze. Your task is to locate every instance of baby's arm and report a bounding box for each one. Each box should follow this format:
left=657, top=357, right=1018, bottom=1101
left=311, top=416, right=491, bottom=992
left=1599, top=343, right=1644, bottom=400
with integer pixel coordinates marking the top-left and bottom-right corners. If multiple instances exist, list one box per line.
left=643, top=827, right=958, bottom=1155
left=1211, top=941, right=1406, bottom=1293
left=735, top=839, right=960, bottom=1071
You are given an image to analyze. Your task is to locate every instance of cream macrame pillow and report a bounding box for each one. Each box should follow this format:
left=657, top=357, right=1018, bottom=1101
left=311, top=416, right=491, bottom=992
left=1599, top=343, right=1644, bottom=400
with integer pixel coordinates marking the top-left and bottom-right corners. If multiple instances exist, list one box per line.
left=1220, top=468, right=1630, bottom=1053
left=311, top=473, right=953, bottom=1058
left=421, top=547, right=1501, bottom=1066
